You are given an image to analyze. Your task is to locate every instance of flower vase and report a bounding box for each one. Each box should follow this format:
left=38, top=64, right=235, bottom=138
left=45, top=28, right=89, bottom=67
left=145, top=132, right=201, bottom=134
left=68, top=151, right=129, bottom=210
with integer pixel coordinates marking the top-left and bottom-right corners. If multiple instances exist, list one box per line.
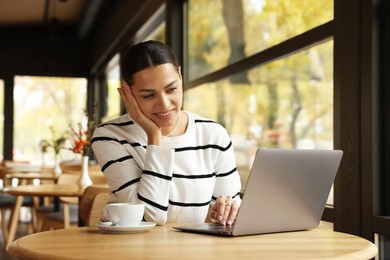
left=53, top=154, right=62, bottom=177
left=78, top=155, right=93, bottom=188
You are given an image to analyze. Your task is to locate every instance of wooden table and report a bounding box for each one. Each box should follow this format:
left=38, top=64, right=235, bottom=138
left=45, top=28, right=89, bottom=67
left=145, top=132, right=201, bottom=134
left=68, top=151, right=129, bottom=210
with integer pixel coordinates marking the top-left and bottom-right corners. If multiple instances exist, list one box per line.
left=0, top=165, right=42, bottom=185
left=3, top=184, right=84, bottom=250
left=8, top=224, right=377, bottom=259
left=0, top=164, right=42, bottom=173
left=5, top=173, right=59, bottom=184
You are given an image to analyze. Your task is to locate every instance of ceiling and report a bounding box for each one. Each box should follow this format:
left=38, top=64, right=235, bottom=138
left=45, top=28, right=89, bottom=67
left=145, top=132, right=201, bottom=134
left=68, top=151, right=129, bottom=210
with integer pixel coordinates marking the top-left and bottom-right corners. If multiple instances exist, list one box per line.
left=0, top=0, right=112, bottom=40
left=0, top=0, right=159, bottom=76
left=0, top=0, right=87, bottom=26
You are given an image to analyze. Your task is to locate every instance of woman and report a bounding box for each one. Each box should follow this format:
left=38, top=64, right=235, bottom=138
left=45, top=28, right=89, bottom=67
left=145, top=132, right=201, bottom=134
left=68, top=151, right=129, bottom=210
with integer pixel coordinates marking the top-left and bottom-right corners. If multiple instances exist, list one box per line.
left=92, top=40, right=241, bottom=226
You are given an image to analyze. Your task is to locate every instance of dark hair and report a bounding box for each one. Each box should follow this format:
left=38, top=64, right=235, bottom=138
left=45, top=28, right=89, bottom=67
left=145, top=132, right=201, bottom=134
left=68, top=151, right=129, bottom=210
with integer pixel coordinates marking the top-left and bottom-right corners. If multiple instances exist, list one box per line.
left=120, top=40, right=180, bottom=86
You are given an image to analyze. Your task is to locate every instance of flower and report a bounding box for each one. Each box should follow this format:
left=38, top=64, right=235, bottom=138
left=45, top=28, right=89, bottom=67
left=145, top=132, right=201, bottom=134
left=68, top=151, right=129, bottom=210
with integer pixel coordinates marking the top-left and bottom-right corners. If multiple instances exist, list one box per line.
left=41, top=127, right=68, bottom=155
left=70, top=104, right=99, bottom=156
left=69, top=123, right=89, bottom=154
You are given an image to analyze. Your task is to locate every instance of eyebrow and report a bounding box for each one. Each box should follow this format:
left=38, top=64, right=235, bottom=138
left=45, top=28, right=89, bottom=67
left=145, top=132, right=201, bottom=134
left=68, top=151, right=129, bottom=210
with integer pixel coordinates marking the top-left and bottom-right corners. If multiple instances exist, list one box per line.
left=137, top=80, right=178, bottom=93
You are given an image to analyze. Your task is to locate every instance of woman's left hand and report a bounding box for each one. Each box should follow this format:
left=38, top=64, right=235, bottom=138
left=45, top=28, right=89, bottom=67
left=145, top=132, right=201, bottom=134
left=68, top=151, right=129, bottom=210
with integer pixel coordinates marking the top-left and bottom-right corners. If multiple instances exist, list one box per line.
left=209, top=195, right=240, bottom=226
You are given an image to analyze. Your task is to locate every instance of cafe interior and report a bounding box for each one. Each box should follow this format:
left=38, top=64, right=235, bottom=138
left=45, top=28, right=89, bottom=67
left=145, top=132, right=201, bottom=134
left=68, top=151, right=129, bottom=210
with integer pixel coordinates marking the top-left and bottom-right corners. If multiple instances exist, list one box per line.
left=0, top=0, right=388, bottom=259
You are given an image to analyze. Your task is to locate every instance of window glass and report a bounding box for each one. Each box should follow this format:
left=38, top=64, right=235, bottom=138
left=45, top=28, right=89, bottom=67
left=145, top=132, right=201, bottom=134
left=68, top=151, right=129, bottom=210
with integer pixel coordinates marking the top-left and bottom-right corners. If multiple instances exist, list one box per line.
left=134, top=4, right=165, bottom=43
left=145, top=22, right=166, bottom=43
left=14, top=76, right=87, bottom=164
left=0, top=79, right=3, bottom=161
left=184, top=41, right=334, bottom=187
left=187, top=0, right=333, bottom=80
left=106, top=54, right=121, bottom=120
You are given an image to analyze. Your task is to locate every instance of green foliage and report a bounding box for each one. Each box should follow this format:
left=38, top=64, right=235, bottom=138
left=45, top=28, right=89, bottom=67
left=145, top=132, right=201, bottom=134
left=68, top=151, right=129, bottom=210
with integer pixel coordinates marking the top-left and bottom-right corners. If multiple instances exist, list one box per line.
left=186, top=0, right=334, bottom=150
left=42, top=126, right=69, bottom=155
left=13, top=76, right=87, bottom=161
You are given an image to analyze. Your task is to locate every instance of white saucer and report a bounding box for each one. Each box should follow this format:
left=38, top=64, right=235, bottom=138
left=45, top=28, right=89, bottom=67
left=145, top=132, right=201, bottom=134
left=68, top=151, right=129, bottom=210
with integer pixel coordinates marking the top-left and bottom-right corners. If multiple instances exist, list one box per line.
left=97, top=222, right=156, bottom=233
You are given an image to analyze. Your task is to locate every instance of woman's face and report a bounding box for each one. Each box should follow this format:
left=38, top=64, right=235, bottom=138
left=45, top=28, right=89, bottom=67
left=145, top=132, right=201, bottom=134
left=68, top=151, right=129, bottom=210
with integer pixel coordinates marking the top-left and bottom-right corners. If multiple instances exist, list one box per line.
left=131, top=63, right=183, bottom=129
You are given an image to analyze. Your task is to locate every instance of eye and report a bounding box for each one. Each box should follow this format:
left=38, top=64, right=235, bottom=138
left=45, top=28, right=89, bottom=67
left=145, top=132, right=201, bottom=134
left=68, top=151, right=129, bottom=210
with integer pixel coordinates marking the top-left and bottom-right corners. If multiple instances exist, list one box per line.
left=142, top=94, right=154, bottom=99
left=166, top=86, right=177, bottom=93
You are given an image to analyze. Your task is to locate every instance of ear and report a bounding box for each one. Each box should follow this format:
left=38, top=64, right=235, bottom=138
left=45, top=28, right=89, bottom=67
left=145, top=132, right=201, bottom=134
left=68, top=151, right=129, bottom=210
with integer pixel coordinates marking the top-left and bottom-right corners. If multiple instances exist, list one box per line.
left=178, top=66, right=183, bottom=81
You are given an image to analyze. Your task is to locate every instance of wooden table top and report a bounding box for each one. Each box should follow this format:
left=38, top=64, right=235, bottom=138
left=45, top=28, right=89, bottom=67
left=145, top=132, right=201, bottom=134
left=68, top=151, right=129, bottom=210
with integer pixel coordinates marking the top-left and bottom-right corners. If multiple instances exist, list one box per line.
left=3, top=183, right=84, bottom=197
left=9, top=224, right=377, bottom=260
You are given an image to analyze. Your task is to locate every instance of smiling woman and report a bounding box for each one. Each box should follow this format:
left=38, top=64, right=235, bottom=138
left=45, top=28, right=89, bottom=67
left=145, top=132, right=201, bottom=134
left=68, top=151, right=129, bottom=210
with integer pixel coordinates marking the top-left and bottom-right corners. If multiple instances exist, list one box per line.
left=92, top=41, right=242, bottom=227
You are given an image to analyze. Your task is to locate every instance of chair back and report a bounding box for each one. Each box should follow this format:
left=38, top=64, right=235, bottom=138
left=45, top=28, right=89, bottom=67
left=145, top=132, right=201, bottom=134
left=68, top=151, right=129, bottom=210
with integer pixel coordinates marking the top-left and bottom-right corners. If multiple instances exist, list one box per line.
left=89, top=171, right=106, bottom=184
left=79, top=185, right=110, bottom=226
left=88, top=192, right=110, bottom=226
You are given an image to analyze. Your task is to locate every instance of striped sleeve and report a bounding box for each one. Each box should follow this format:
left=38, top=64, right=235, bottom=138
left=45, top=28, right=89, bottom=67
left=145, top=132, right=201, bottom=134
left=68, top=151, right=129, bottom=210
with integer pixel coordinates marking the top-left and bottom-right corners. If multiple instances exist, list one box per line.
left=207, top=123, right=242, bottom=204
left=138, top=145, right=174, bottom=224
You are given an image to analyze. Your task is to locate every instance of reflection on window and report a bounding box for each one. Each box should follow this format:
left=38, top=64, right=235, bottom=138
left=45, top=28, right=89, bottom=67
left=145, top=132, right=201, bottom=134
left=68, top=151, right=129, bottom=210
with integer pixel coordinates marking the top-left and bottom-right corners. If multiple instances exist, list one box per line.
left=187, top=0, right=333, bottom=80
left=14, top=76, right=87, bottom=164
left=0, top=79, right=3, bottom=161
left=106, top=54, right=121, bottom=120
left=184, top=41, right=334, bottom=187
left=145, top=22, right=166, bottom=43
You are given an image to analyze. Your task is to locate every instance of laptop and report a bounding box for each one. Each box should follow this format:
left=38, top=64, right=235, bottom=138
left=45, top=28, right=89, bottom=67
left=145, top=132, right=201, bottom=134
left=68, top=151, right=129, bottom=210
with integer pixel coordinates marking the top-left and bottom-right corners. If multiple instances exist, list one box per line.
left=173, top=148, right=343, bottom=236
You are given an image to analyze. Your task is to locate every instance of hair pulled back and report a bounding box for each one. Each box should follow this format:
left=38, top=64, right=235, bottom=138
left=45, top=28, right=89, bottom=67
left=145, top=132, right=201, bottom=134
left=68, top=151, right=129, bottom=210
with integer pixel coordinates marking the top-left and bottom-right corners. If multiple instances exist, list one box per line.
left=120, top=40, right=179, bottom=86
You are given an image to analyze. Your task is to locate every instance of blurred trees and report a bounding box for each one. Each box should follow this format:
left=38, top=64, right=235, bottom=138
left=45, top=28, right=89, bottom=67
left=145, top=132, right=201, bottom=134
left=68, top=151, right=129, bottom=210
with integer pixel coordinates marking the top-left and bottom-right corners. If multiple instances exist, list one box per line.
left=186, top=0, right=333, bottom=149
left=13, top=76, right=87, bottom=162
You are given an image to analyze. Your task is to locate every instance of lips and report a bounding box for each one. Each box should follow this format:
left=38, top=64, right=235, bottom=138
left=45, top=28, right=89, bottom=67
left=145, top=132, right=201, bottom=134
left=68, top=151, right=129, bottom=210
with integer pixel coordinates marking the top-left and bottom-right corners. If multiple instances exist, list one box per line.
left=155, top=109, right=174, bottom=120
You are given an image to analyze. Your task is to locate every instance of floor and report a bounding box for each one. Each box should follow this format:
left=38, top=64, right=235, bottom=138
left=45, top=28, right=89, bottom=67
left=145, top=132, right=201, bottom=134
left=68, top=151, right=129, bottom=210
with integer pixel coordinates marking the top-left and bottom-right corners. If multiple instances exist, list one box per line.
left=0, top=208, right=32, bottom=260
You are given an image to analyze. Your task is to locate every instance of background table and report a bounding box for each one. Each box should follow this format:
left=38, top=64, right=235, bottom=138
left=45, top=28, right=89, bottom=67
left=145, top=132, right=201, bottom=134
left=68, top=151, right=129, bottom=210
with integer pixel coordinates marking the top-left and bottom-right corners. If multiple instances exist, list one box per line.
left=5, top=173, right=58, bottom=181
left=3, top=184, right=84, bottom=249
left=9, top=224, right=377, bottom=259
left=0, top=164, right=42, bottom=187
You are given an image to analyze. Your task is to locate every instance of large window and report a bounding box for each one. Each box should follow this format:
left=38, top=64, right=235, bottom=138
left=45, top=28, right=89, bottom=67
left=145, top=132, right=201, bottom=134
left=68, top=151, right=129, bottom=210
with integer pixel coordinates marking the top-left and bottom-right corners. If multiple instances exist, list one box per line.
left=185, top=41, right=333, bottom=187
left=187, top=0, right=333, bottom=80
left=185, top=0, right=334, bottom=188
left=13, top=76, right=87, bottom=164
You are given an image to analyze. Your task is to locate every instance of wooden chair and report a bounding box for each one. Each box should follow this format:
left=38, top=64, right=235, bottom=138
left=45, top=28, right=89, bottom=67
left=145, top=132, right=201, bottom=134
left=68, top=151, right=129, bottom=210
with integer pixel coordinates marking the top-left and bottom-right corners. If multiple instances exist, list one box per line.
left=87, top=193, right=110, bottom=226
left=79, top=186, right=110, bottom=226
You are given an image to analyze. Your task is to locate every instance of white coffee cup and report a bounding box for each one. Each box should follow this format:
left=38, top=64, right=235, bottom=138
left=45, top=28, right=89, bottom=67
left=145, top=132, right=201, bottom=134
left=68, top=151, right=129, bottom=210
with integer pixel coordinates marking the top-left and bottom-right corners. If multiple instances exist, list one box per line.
left=103, top=203, right=145, bottom=226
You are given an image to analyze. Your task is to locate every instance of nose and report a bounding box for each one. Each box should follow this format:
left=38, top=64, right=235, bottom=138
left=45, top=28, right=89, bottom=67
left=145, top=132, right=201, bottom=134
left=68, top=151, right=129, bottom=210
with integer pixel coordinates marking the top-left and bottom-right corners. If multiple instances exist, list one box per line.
left=157, top=93, right=170, bottom=108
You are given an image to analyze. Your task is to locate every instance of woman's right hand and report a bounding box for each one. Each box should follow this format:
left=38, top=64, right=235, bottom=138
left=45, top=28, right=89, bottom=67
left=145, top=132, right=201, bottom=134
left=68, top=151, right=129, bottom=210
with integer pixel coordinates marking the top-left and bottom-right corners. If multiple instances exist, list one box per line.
left=209, top=195, right=240, bottom=226
left=117, top=83, right=163, bottom=145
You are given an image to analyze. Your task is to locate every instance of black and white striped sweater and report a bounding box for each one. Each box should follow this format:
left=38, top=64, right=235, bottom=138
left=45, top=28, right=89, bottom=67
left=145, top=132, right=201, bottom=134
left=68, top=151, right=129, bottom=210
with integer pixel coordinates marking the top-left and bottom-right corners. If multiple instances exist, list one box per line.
left=91, top=111, right=241, bottom=225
